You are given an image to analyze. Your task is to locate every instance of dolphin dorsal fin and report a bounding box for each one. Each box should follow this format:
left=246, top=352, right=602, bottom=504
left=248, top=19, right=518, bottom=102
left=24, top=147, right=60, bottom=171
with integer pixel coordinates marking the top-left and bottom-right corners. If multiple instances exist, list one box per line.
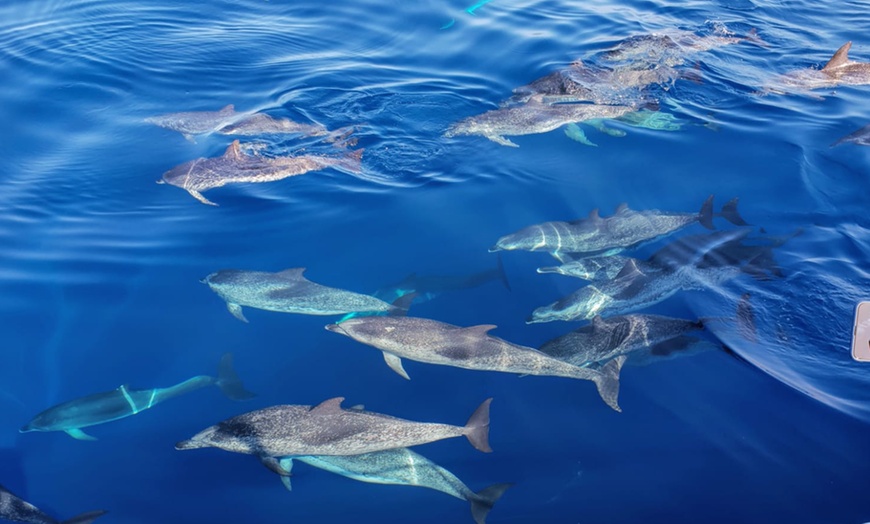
left=220, top=104, right=235, bottom=114
left=463, top=324, right=497, bottom=336
left=224, top=140, right=243, bottom=159
left=591, top=315, right=607, bottom=331
left=615, top=259, right=643, bottom=280
left=823, top=42, right=852, bottom=70
left=615, top=203, right=629, bottom=213
left=310, top=397, right=345, bottom=415
left=276, top=268, right=306, bottom=280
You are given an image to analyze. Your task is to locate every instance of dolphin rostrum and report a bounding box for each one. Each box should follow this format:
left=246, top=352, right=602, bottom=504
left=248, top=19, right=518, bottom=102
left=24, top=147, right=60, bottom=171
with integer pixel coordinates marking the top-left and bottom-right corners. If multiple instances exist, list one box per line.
left=490, top=196, right=746, bottom=262
left=158, top=140, right=363, bottom=205
left=202, top=268, right=406, bottom=322
left=833, top=123, right=870, bottom=146
left=326, top=316, right=624, bottom=411
left=277, top=450, right=511, bottom=524
left=768, top=42, right=870, bottom=93
left=20, top=354, right=253, bottom=441
left=0, top=485, right=106, bottom=524
left=444, top=96, right=635, bottom=147
left=175, top=398, right=494, bottom=474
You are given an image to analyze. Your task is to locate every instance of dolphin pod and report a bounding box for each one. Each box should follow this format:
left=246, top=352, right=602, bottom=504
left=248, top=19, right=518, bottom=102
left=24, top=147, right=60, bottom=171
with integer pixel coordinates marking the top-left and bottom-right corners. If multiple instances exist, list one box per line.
left=277, top=450, right=511, bottom=524
left=20, top=354, right=253, bottom=441
left=0, top=484, right=106, bottom=524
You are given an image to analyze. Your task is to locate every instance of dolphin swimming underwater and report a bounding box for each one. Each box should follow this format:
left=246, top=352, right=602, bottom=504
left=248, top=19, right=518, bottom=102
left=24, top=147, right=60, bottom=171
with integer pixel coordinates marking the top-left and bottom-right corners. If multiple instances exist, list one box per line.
left=176, top=398, right=493, bottom=474
left=146, top=105, right=328, bottom=142
left=202, top=267, right=405, bottom=322
left=158, top=140, right=363, bottom=205
left=276, top=450, right=511, bottom=524
left=326, top=316, right=624, bottom=411
left=768, top=42, right=870, bottom=93
left=0, top=485, right=105, bottom=524
left=539, top=314, right=707, bottom=367
left=444, top=96, right=635, bottom=147
left=20, top=354, right=253, bottom=441
left=833, top=123, right=870, bottom=146
left=601, top=28, right=764, bottom=67
left=490, top=196, right=746, bottom=262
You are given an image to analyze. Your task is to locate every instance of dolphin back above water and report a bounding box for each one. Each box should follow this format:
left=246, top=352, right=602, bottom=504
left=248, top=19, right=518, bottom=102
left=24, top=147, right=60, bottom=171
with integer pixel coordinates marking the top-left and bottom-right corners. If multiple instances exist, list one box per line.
left=490, top=196, right=747, bottom=261
left=158, top=140, right=363, bottom=205
left=20, top=354, right=253, bottom=441
left=769, top=41, right=870, bottom=93
left=176, top=397, right=493, bottom=466
left=0, top=485, right=106, bottom=524
left=278, top=450, right=511, bottom=524
left=203, top=267, right=404, bottom=322
left=326, top=316, right=624, bottom=411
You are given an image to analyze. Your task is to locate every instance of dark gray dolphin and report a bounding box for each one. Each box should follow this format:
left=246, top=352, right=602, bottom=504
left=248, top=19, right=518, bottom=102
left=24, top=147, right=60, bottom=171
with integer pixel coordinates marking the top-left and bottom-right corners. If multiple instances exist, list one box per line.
left=491, top=196, right=746, bottom=262
left=0, top=484, right=105, bottom=524
left=833, top=123, right=870, bottom=146
left=20, top=354, right=253, bottom=441
left=277, top=450, right=510, bottom=524
left=539, top=314, right=706, bottom=367
left=444, top=96, right=635, bottom=147
left=326, top=316, right=624, bottom=411
left=769, top=42, right=870, bottom=93
left=176, top=398, right=493, bottom=474
left=202, top=268, right=403, bottom=322
left=158, top=140, right=363, bottom=205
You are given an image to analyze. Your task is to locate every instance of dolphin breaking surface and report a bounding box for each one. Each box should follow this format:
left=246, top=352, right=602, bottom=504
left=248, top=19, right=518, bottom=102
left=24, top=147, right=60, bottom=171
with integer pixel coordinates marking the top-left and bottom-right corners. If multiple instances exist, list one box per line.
left=146, top=105, right=329, bottom=142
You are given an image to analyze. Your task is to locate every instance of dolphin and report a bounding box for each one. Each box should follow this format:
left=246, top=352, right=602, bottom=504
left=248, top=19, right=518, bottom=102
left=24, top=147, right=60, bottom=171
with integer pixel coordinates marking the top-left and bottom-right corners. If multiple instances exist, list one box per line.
left=0, top=485, right=105, bottom=524
left=769, top=42, right=870, bottom=93
left=527, top=255, right=752, bottom=324
left=20, top=354, right=253, bottom=441
left=602, top=28, right=764, bottom=66
left=325, top=316, right=624, bottom=411
left=145, top=104, right=241, bottom=142
left=444, top=96, right=635, bottom=147
left=157, top=140, right=363, bottom=205
left=202, top=268, right=406, bottom=322
left=339, top=256, right=511, bottom=322
left=490, top=196, right=747, bottom=262
left=539, top=314, right=706, bottom=367
left=175, top=397, right=494, bottom=474
left=276, top=450, right=510, bottom=524
left=538, top=254, right=635, bottom=283
left=833, top=123, right=870, bottom=146
left=216, top=113, right=328, bottom=137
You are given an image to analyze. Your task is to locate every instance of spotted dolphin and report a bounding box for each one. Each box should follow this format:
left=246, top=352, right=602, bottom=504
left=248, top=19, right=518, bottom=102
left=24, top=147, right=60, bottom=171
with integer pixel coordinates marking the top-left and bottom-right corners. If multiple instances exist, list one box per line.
left=20, top=354, right=253, bottom=441
left=490, top=196, right=747, bottom=262
left=158, top=140, right=363, bottom=205
left=833, top=123, right=870, bottom=146
left=216, top=113, right=328, bottom=137
left=326, top=316, right=624, bottom=411
left=176, top=398, right=493, bottom=474
left=444, top=96, right=635, bottom=147
left=145, top=104, right=241, bottom=142
left=602, top=28, right=764, bottom=66
left=769, top=42, right=870, bottom=93
left=202, top=268, right=405, bottom=322
left=0, top=485, right=105, bottom=524
left=277, top=450, right=510, bottom=524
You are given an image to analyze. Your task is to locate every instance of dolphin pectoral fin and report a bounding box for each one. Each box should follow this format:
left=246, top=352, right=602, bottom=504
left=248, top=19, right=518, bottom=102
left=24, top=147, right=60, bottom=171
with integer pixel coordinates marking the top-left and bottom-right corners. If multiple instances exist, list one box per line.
left=65, top=428, right=98, bottom=441
left=487, top=135, right=519, bottom=147
left=278, top=458, right=295, bottom=491
left=281, top=475, right=293, bottom=492
left=61, top=510, right=108, bottom=524
left=591, top=355, right=626, bottom=413
left=227, top=303, right=248, bottom=323
left=188, top=190, right=218, bottom=206
left=383, top=352, right=411, bottom=380
left=550, top=251, right=573, bottom=264
left=260, top=456, right=291, bottom=476
left=564, top=123, right=597, bottom=146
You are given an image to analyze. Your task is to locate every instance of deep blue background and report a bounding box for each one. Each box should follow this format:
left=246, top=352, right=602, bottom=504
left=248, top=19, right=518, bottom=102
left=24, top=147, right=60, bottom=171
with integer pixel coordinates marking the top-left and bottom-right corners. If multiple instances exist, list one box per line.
left=1, top=0, right=870, bottom=522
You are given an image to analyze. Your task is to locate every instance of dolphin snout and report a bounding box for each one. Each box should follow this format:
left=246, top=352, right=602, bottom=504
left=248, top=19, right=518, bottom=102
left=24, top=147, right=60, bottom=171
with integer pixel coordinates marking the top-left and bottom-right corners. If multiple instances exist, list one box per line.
left=175, top=439, right=199, bottom=450
left=19, top=424, right=33, bottom=433
left=325, top=324, right=347, bottom=335
left=488, top=245, right=502, bottom=253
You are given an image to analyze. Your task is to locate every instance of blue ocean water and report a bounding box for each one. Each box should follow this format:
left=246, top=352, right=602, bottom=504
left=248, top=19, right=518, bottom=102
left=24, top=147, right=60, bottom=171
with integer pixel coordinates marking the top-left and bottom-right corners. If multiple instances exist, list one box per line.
left=2, top=0, right=870, bottom=522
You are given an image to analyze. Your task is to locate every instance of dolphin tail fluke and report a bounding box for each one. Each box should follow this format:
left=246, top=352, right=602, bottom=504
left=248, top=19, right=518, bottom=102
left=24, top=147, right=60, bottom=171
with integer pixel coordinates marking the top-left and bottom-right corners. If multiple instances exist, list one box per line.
left=719, top=198, right=749, bottom=226
left=61, top=510, right=108, bottom=524
left=698, top=195, right=715, bottom=230
left=388, top=292, right=418, bottom=317
left=464, top=398, right=493, bottom=453
left=592, top=356, right=626, bottom=412
left=216, top=353, right=256, bottom=401
left=470, top=483, right=513, bottom=524
left=496, top=254, right=512, bottom=291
